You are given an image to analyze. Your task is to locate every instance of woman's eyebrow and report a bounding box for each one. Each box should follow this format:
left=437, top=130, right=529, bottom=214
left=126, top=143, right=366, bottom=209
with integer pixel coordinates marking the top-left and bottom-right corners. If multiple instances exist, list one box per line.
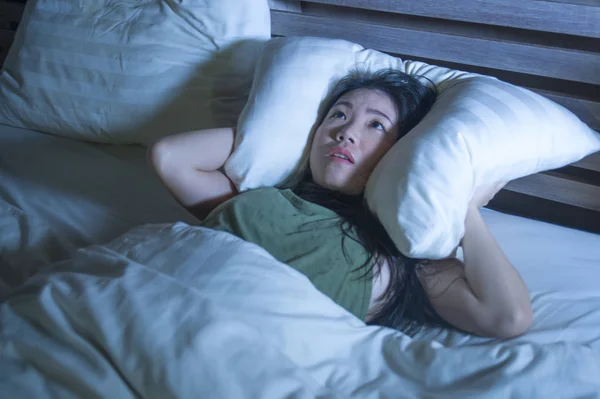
left=334, top=101, right=353, bottom=108
left=334, top=101, right=393, bottom=124
left=366, top=108, right=393, bottom=124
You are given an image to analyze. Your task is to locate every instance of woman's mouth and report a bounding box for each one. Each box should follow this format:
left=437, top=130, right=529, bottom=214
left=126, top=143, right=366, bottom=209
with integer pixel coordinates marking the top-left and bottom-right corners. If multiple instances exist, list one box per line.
left=327, top=147, right=355, bottom=164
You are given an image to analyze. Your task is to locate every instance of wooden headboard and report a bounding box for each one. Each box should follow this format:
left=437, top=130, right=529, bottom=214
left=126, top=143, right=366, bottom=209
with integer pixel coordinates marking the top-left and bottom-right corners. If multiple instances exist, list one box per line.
left=1, top=0, right=599, bottom=233
left=269, top=0, right=600, bottom=233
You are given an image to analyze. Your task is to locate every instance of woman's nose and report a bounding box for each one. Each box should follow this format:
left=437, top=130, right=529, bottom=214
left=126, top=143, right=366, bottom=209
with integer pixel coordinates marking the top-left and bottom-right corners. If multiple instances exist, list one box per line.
left=336, top=128, right=356, bottom=144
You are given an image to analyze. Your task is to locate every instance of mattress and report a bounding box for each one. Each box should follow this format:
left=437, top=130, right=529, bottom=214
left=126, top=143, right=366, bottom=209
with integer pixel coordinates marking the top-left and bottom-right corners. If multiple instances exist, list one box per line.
left=1, top=123, right=600, bottom=350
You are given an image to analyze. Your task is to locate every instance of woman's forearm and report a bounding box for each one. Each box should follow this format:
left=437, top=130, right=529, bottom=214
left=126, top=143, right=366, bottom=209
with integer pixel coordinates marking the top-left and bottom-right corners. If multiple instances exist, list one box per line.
left=461, top=206, right=532, bottom=327
left=151, top=128, right=235, bottom=172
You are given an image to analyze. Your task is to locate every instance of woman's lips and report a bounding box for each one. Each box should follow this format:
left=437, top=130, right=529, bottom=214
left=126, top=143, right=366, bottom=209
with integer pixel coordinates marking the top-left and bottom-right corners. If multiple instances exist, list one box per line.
left=329, top=155, right=353, bottom=164
left=327, top=147, right=355, bottom=164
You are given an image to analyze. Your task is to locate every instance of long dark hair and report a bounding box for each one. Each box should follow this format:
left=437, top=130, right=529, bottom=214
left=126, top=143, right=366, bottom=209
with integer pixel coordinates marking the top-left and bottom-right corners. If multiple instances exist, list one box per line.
left=292, top=69, right=451, bottom=336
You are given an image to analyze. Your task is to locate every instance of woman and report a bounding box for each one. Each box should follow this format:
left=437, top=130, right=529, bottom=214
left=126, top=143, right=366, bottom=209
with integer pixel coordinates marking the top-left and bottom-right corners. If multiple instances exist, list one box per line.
left=150, top=69, right=533, bottom=338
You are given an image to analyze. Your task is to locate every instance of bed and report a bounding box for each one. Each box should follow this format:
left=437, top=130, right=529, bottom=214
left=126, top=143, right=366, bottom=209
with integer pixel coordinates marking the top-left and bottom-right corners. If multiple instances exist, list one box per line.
left=1, top=0, right=600, bottom=397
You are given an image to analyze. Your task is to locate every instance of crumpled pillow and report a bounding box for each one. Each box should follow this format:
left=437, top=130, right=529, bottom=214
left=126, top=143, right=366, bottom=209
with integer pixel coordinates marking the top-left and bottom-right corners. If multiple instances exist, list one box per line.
left=0, top=0, right=270, bottom=144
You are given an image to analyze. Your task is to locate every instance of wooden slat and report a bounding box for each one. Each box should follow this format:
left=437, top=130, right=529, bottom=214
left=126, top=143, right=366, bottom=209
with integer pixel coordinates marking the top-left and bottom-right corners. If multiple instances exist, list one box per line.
left=386, top=54, right=598, bottom=100
left=504, top=173, right=600, bottom=211
left=268, top=0, right=301, bottom=11
left=489, top=190, right=600, bottom=234
left=572, top=152, right=600, bottom=173
left=301, top=0, right=600, bottom=38
left=302, top=2, right=599, bottom=53
left=271, top=11, right=600, bottom=85
left=532, top=90, right=600, bottom=132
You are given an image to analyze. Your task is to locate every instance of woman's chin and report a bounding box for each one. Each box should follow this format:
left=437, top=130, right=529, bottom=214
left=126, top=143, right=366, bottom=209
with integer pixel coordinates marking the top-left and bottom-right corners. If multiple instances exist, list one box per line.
left=318, top=177, right=363, bottom=196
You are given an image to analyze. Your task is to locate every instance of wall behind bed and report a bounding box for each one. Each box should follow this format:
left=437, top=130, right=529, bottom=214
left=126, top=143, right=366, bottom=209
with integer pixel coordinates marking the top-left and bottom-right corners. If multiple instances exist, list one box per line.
left=269, top=0, right=600, bottom=234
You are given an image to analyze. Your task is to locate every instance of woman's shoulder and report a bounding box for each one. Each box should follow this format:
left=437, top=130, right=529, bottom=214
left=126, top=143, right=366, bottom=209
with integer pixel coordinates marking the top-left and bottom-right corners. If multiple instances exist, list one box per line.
left=233, top=186, right=282, bottom=201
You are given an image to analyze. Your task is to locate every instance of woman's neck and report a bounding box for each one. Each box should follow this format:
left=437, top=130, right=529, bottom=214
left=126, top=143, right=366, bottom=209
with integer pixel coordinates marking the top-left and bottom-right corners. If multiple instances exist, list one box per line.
left=292, top=179, right=363, bottom=212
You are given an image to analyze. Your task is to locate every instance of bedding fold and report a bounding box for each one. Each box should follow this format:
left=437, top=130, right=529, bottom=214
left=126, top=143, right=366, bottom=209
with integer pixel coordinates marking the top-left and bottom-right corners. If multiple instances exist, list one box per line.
left=0, top=124, right=196, bottom=293
left=1, top=223, right=598, bottom=398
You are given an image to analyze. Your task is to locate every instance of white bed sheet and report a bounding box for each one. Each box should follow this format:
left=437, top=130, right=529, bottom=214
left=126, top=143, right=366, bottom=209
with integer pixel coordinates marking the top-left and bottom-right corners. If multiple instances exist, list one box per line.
left=0, top=124, right=196, bottom=291
left=1, top=123, right=600, bottom=351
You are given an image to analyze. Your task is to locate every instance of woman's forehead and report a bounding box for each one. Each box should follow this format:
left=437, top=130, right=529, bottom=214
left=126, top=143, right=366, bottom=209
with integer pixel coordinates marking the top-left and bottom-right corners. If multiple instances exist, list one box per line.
left=335, top=89, right=397, bottom=117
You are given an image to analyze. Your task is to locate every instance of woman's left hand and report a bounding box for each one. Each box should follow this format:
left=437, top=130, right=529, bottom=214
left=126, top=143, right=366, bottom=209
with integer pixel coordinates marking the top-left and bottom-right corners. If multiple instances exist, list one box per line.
left=469, top=181, right=507, bottom=209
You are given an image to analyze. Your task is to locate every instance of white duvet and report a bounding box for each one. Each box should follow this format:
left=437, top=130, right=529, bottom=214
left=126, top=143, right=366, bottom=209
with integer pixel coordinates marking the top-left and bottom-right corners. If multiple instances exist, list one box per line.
left=1, top=223, right=600, bottom=398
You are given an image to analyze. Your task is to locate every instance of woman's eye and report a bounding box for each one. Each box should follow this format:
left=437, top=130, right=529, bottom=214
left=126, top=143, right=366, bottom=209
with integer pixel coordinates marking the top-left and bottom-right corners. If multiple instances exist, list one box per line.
left=331, top=111, right=346, bottom=120
left=371, top=121, right=385, bottom=131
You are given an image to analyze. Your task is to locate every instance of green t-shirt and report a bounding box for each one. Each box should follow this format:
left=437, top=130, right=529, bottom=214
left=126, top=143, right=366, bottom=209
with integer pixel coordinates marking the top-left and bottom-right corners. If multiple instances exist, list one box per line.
left=201, top=187, right=372, bottom=320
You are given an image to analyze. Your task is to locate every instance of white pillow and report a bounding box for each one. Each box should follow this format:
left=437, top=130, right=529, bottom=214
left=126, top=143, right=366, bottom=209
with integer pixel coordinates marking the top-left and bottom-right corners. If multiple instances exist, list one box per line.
left=0, top=0, right=270, bottom=144
left=225, top=36, right=600, bottom=259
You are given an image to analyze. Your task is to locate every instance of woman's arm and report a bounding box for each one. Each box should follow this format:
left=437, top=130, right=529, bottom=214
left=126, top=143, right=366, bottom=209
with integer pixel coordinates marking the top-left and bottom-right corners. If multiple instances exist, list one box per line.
left=149, top=128, right=238, bottom=220
left=420, top=184, right=533, bottom=338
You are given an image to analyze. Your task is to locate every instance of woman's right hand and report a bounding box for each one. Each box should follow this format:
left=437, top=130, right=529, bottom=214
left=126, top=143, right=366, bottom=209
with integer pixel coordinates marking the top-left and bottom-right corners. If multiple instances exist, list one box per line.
left=149, top=128, right=238, bottom=219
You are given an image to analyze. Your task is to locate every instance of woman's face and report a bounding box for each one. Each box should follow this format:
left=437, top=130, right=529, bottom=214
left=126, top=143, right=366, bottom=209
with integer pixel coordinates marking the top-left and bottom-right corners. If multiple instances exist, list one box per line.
left=309, top=88, right=400, bottom=195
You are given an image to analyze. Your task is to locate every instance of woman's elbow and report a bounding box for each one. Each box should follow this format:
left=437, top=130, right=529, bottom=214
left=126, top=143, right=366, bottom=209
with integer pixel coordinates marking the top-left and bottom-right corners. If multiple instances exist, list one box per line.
left=148, top=138, right=176, bottom=176
left=489, top=305, right=533, bottom=339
